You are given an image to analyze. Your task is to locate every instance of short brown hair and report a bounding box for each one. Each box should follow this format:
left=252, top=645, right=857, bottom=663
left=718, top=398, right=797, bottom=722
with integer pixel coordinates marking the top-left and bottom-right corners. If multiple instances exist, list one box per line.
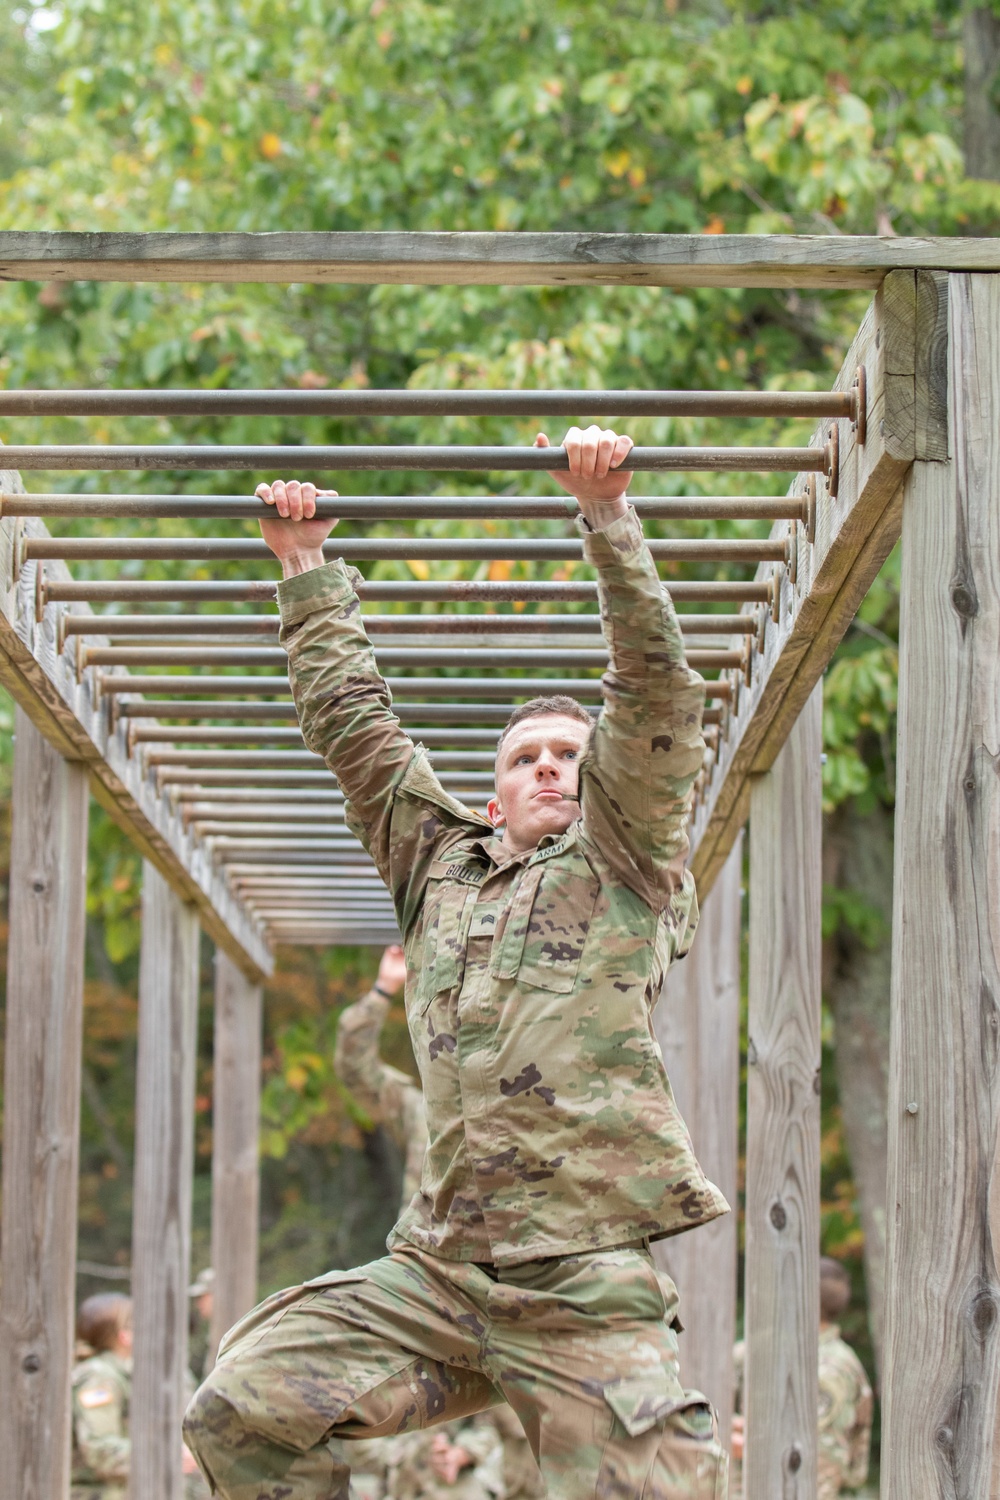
left=76, top=1293, right=132, bottom=1353
left=496, top=695, right=594, bottom=760
left=819, top=1257, right=851, bottom=1320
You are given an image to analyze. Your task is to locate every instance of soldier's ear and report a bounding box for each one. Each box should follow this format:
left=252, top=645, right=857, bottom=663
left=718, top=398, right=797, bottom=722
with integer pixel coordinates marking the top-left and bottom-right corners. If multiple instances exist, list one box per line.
left=487, top=797, right=505, bottom=826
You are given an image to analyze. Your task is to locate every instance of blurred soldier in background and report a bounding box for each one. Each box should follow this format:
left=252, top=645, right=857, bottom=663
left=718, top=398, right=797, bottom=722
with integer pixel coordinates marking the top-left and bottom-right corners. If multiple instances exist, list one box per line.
left=815, top=1258, right=873, bottom=1498
left=730, top=1257, right=874, bottom=1497
left=335, top=942, right=427, bottom=1215
left=188, top=1267, right=216, bottom=1381
left=387, top=1415, right=504, bottom=1499
left=71, top=1294, right=132, bottom=1500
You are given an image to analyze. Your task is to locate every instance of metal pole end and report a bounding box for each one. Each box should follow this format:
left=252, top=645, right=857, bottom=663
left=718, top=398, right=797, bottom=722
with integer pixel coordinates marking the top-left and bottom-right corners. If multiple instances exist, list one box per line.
left=852, top=365, right=867, bottom=445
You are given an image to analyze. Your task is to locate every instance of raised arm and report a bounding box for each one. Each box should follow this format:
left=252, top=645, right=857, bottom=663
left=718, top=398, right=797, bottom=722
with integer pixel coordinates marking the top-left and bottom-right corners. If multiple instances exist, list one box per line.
left=539, top=430, right=706, bottom=920
left=258, top=481, right=484, bottom=925
left=334, top=946, right=414, bottom=1143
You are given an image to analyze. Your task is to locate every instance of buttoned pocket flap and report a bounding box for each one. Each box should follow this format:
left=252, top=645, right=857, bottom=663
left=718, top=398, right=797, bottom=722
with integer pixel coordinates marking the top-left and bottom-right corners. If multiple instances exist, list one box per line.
left=603, top=1368, right=689, bottom=1437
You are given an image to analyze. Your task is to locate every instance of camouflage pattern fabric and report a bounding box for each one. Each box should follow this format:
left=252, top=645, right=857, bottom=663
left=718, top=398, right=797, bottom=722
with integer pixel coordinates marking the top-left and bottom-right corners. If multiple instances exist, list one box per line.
left=275, top=505, right=727, bottom=1267
left=335, top=985, right=429, bottom=1215
left=70, top=1350, right=130, bottom=1499
left=485, top=1403, right=545, bottom=1499
left=183, top=1241, right=728, bottom=1500
left=817, top=1325, right=873, bottom=1498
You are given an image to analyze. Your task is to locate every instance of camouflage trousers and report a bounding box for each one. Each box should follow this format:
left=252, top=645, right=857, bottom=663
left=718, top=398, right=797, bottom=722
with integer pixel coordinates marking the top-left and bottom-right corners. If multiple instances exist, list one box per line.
left=183, top=1241, right=727, bottom=1500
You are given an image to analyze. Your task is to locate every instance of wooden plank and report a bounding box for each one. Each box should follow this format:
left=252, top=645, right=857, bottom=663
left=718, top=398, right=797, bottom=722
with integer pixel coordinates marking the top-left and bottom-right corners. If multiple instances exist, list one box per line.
left=0, top=456, right=272, bottom=980
left=881, top=272, right=1000, bottom=1499
left=914, top=270, right=949, bottom=460
left=743, top=685, right=822, bottom=1500
left=652, top=832, right=743, bottom=1439
left=131, top=862, right=202, bottom=1500
left=1, top=231, right=1000, bottom=289
left=0, top=712, right=89, bottom=1500
left=689, top=271, right=919, bottom=897
left=208, top=950, right=263, bottom=1371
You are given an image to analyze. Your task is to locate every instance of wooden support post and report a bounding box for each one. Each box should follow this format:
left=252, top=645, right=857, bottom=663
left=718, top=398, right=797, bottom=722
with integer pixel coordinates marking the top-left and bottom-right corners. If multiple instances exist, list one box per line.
left=744, top=684, right=822, bottom=1500
left=653, top=832, right=743, bottom=1437
left=882, top=272, right=1000, bottom=1497
left=208, top=950, right=263, bottom=1369
left=0, top=711, right=88, bottom=1500
left=131, top=861, right=201, bottom=1500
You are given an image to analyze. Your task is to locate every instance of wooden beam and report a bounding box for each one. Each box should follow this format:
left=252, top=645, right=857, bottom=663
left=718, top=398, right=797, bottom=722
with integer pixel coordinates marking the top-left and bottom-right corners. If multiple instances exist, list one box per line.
left=881, top=272, right=1000, bottom=1498
left=208, top=950, right=263, bottom=1371
left=1, top=231, right=1000, bottom=289
left=690, top=270, right=921, bottom=897
left=0, top=458, right=272, bottom=980
left=131, top=862, right=201, bottom=1500
left=652, top=831, right=743, bottom=1439
left=743, top=685, right=822, bottom=1500
left=0, top=711, right=89, bottom=1500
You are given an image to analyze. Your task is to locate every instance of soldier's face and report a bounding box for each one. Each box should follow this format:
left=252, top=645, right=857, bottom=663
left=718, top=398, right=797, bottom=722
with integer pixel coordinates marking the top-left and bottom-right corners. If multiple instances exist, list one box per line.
left=489, top=715, right=590, bottom=852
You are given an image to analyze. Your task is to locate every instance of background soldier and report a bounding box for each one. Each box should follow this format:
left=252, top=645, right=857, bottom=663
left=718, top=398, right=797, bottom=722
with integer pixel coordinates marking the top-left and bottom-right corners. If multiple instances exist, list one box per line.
left=335, top=942, right=427, bottom=1216
left=730, top=1257, right=873, bottom=1497
left=816, top=1258, right=873, bottom=1498
left=188, top=1267, right=216, bottom=1382
left=71, top=1293, right=132, bottom=1500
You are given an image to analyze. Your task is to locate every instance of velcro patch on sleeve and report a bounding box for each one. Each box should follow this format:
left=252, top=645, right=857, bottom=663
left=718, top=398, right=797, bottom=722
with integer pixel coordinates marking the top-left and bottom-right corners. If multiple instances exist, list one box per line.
left=78, top=1385, right=115, bottom=1409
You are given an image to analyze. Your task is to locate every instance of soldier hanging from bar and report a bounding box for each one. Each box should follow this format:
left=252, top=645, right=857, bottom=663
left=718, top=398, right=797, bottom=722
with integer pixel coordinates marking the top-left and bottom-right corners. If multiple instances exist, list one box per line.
left=184, top=426, right=730, bottom=1500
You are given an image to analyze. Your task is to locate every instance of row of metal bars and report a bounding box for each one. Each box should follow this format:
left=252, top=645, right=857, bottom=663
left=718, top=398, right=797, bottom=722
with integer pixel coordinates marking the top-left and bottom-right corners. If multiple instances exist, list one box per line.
left=2, top=381, right=857, bottom=946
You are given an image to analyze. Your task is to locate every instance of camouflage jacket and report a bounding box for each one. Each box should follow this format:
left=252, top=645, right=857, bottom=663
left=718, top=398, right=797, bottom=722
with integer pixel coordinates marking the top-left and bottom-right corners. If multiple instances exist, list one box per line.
left=817, top=1325, right=873, bottom=1494
left=335, top=985, right=429, bottom=1213
left=278, top=506, right=728, bottom=1266
left=71, top=1350, right=130, bottom=1494
left=386, top=1414, right=504, bottom=1500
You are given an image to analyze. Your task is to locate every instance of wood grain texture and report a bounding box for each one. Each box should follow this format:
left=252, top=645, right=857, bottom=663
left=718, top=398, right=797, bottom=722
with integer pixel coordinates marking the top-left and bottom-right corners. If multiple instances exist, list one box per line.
left=690, top=274, right=916, bottom=897
left=653, top=833, right=743, bottom=1439
left=881, top=272, right=1000, bottom=1500
left=744, top=686, right=822, bottom=1500
left=1, top=231, right=1000, bottom=287
left=0, top=456, right=271, bottom=980
left=0, top=712, right=88, bottom=1500
left=915, top=270, right=949, bottom=461
left=131, top=863, right=201, bottom=1500
left=208, top=951, right=263, bottom=1370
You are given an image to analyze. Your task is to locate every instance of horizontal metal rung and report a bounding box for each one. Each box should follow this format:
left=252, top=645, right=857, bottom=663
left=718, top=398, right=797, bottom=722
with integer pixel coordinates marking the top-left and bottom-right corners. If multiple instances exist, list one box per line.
left=28, top=536, right=787, bottom=563
left=3, top=442, right=830, bottom=473
left=4, top=491, right=808, bottom=523
left=87, top=645, right=742, bottom=669
left=98, top=674, right=731, bottom=700
left=41, top=578, right=773, bottom=605
left=65, top=612, right=754, bottom=638
left=0, top=388, right=855, bottom=419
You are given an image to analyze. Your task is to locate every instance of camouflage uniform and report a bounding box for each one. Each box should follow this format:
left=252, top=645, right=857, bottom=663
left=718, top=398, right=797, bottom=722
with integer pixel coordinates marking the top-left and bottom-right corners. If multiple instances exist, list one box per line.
left=185, top=506, right=728, bottom=1499
left=486, top=1403, right=545, bottom=1499
left=335, top=983, right=429, bottom=1216
left=817, top=1325, right=872, bottom=1498
left=71, top=1350, right=130, bottom=1499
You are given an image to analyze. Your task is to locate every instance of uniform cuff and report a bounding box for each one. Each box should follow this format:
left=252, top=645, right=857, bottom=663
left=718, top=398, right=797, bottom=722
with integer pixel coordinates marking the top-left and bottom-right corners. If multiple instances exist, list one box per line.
left=276, top=560, right=362, bottom=628
left=577, top=505, right=645, bottom=564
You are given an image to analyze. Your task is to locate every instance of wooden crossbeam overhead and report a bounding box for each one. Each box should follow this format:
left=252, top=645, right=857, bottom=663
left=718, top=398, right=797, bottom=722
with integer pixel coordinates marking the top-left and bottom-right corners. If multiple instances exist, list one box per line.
left=1, top=230, right=1000, bottom=288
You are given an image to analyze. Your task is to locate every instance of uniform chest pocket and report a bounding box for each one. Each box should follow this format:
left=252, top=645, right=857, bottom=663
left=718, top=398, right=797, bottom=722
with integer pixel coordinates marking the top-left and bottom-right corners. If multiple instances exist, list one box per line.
left=416, top=876, right=477, bottom=1010
left=491, top=853, right=600, bottom=994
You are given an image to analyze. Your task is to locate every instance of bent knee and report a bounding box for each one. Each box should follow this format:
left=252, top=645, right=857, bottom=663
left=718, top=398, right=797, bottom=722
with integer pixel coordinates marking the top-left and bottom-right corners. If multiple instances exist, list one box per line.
left=183, top=1376, right=244, bottom=1463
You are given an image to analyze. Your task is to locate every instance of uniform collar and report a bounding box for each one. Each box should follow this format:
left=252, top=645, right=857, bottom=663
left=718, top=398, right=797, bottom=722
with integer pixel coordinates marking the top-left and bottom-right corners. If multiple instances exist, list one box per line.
left=471, top=821, right=580, bottom=870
